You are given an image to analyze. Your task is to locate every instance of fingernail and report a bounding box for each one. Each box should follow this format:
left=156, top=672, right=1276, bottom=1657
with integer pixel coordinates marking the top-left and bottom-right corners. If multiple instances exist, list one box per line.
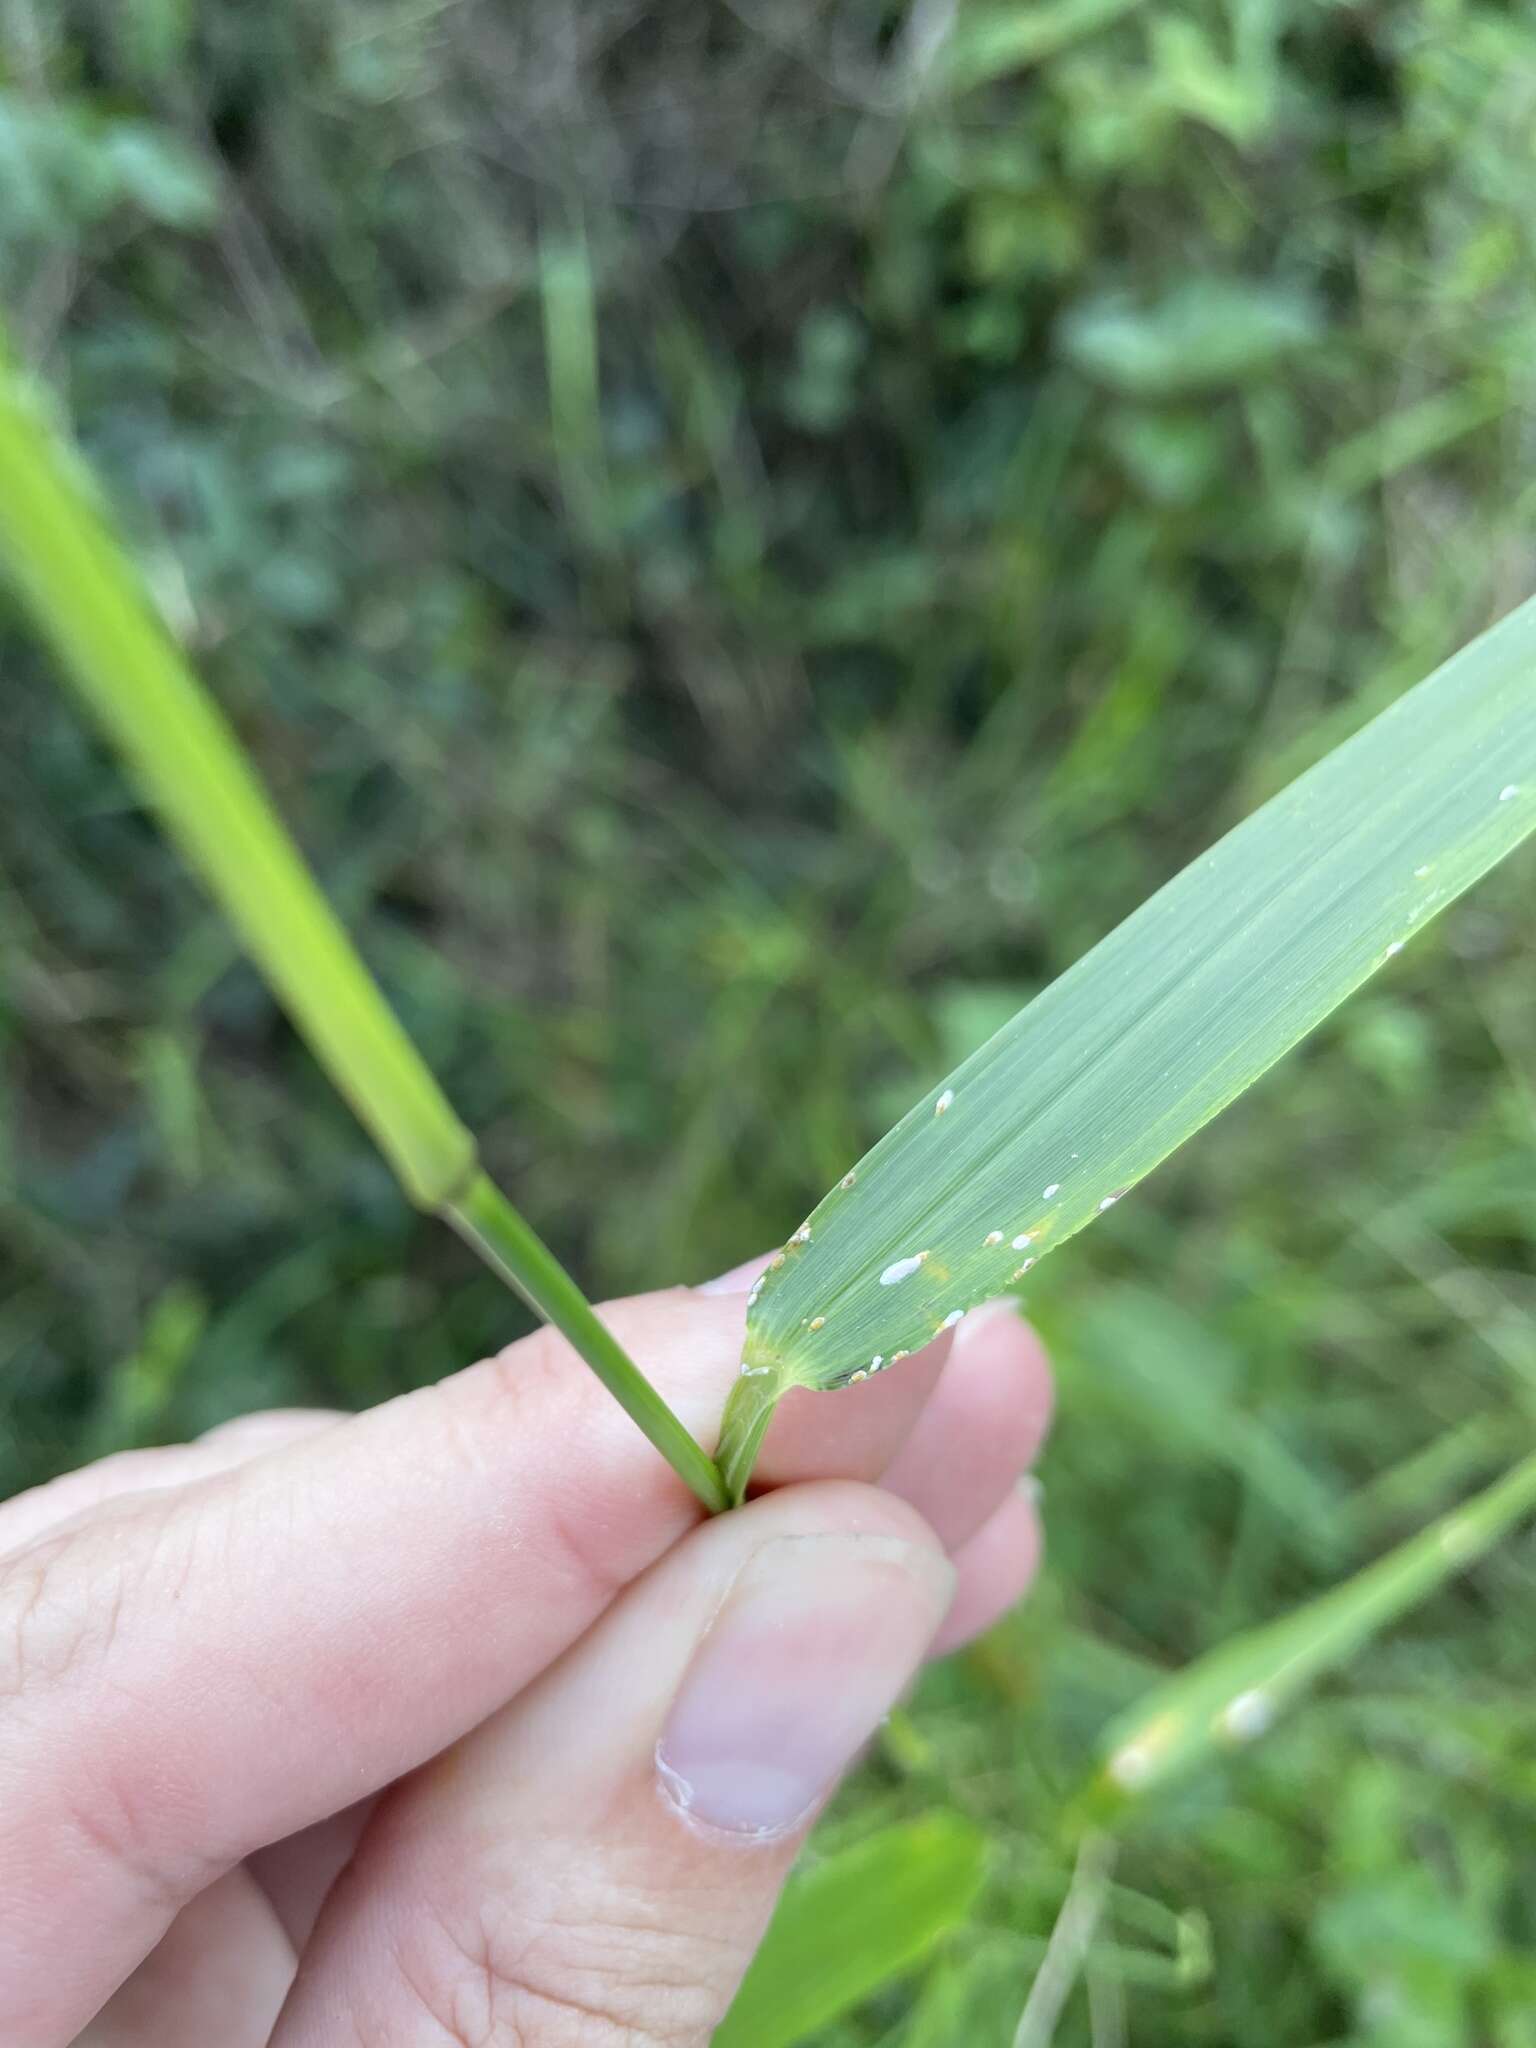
left=656, top=1532, right=953, bottom=1838
left=697, top=1254, right=772, bottom=1296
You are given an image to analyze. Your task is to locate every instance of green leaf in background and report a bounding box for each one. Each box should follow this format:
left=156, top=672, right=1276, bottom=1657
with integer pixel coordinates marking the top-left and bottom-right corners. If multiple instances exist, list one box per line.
left=944, top=0, right=1151, bottom=93
left=1058, top=278, right=1322, bottom=397
left=0, top=94, right=218, bottom=234
left=713, top=1815, right=988, bottom=2048
left=719, top=600, right=1536, bottom=1498
left=1071, top=1285, right=1344, bottom=1558
left=1080, top=1448, right=1536, bottom=1816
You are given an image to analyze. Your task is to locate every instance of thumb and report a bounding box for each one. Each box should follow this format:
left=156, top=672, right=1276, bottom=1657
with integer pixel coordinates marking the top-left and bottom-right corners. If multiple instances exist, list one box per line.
left=270, top=1482, right=954, bottom=2045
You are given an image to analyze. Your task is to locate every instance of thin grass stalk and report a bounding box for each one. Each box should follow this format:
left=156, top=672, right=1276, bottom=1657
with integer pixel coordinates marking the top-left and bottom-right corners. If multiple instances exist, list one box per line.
left=1080, top=1446, right=1536, bottom=1816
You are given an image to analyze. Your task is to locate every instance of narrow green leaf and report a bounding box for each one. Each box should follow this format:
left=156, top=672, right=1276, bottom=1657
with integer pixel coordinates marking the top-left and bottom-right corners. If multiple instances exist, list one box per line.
left=540, top=208, right=612, bottom=555
left=713, top=1815, right=988, bottom=2048
left=0, top=337, right=727, bottom=1515
left=0, top=352, right=475, bottom=1213
left=1081, top=1450, right=1536, bottom=1815
left=722, top=598, right=1536, bottom=1494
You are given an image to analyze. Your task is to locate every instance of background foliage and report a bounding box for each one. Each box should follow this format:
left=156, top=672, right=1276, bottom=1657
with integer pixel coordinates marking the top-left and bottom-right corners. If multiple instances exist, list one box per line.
left=5, top=1, right=1536, bottom=2040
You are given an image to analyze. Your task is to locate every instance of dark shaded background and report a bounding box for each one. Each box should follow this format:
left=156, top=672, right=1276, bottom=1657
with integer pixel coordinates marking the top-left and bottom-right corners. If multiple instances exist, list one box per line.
left=5, top=2, right=1536, bottom=2039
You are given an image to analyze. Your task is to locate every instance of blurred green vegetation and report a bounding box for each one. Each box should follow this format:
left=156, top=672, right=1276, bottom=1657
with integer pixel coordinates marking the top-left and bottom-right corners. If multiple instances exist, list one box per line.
left=4, top=1, right=1536, bottom=2040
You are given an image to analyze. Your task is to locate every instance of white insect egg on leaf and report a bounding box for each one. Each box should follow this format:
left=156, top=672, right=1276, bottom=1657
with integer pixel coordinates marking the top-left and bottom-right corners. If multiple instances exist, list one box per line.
left=1011, top=1232, right=1032, bottom=1250
left=1221, top=1689, right=1274, bottom=1742
left=934, top=1088, right=954, bottom=1116
left=1042, top=1183, right=1061, bottom=1199
left=879, top=1252, right=928, bottom=1286
left=1107, top=1742, right=1154, bottom=1790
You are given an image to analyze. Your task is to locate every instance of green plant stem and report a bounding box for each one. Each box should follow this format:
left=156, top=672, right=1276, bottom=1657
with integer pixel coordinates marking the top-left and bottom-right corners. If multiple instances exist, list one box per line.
left=1079, top=1446, right=1536, bottom=1817
left=449, top=1175, right=728, bottom=1513
left=715, top=1361, right=796, bottom=1506
left=1012, top=1831, right=1118, bottom=2048
left=0, top=336, right=727, bottom=1517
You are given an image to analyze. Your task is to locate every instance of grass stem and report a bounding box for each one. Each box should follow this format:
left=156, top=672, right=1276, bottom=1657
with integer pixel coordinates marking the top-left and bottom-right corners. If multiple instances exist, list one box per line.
left=448, top=1175, right=728, bottom=1512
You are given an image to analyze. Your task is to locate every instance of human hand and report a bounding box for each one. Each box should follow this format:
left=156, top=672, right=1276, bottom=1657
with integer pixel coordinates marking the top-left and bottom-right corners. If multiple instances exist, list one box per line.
left=1, top=1260, right=1050, bottom=2046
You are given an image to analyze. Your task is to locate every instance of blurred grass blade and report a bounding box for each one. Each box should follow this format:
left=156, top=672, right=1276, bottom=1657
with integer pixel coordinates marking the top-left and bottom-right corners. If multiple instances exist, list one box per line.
left=1012, top=1831, right=1117, bottom=2048
left=945, top=0, right=1150, bottom=92
left=721, top=600, right=1536, bottom=1498
left=0, top=339, right=726, bottom=1515
left=539, top=207, right=612, bottom=558
left=713, top=1814, right=988, bottom=2048
left=1081, top=1449, right=1536, bottom=1816
left=0, top=360, right=474, bottom=1214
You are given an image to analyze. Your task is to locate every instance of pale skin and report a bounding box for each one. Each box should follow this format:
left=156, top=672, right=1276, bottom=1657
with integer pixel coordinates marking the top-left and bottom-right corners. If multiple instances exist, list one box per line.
left=0, top=1255, right=1052, bottom=2046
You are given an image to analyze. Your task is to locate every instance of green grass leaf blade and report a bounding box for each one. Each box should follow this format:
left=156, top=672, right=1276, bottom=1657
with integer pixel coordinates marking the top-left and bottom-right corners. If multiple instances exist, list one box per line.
left=1081, top=1449, right=1536, bottom=1816
left=712, top=1814, right=989, bottom=2048
left=0, top=351, right=475, bottom=1212
left=738, top=600, right=1536, bottom=1437
left=0, top=339, right=727, bottom=1515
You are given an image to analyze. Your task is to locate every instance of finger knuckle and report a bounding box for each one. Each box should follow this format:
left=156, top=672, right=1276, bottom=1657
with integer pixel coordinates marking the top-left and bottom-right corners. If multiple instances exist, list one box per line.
left=427, top=1325, right=575, bottom=1487
left=0, top=1526, right=115, bottom=1705
left=0, top=1488, right=206, bottom=1706
left=0, top=1500, right=223, bottom=1913
left=390, top=1888, right=722, bottom=2048
left=429, top=1334, right=672, bottom=1607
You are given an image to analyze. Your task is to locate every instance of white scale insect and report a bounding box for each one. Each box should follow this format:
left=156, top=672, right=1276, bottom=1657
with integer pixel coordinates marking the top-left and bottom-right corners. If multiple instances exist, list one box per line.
left=878, top=1252, right=928, bottom=1286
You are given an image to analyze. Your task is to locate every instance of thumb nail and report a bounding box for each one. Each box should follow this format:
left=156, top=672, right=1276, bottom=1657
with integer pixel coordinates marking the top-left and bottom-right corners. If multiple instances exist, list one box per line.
left=655, top=1530, right=953, bottom=1839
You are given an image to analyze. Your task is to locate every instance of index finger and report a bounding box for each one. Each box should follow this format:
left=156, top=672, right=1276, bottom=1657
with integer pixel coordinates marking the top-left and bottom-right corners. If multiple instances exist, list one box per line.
left=0, top=1276, right=949, bottom=2045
